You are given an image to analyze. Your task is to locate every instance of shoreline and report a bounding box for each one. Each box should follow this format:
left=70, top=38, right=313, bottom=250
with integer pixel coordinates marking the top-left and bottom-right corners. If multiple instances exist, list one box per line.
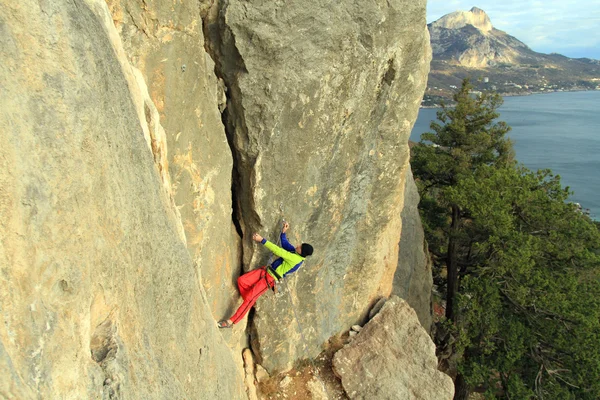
left=420, top=87, right=600, bottom=108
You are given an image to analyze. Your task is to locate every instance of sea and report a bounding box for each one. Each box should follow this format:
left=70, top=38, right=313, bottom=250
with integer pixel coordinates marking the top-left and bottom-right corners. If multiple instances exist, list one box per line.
left=410, top=90, right=600, bottom=220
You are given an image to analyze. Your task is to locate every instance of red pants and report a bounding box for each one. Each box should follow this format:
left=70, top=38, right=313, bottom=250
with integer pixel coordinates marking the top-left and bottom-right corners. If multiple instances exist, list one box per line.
left=230, top=267, right=275, bottom=324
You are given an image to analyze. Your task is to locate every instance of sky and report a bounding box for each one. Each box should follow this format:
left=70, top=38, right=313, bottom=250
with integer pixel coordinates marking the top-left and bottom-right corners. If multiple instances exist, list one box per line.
left=427, top=1, right=600, bottom=60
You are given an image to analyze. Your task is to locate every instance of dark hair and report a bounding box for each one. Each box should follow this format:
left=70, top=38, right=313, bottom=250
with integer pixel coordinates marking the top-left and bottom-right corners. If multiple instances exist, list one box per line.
left=301, top=243, right=314, bottom=257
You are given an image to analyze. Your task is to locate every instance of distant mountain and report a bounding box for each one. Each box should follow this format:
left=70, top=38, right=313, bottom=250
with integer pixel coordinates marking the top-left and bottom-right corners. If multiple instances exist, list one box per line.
left=424, top=7, right=600, bottom=105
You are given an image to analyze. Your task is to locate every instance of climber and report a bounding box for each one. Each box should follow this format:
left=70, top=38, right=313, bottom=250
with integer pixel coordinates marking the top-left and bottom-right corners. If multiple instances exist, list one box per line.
left=217, top=221, right=314, bottom=328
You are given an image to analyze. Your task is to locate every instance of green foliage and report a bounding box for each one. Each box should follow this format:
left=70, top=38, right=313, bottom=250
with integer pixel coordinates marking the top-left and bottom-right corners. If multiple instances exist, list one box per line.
left=412, top=79, right=600, bottom=399
left=413, top=78, right=513, bottom=191
left=450, top=166, right=600, bottom=399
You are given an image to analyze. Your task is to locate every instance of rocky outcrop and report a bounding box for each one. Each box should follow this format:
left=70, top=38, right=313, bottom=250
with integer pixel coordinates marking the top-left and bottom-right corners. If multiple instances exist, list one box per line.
left=429, top=8, right=528, bottom=68
left=204, top=0, right=431, bottom=372
left=332, top=296, right=454, bottom=399
left=433, top=7, right=493, bottom=34
left=393, top=170, right=433, bottom=332
left=0, top=0, right=433, bottom=397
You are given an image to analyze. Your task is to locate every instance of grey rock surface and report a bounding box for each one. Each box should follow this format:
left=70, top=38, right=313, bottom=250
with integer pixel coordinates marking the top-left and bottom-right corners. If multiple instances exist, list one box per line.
left=332, top=296, right=454, bottom=400
left=206, top=0, right=431, bottom=372
left=393, top=169, right=433, bottom=331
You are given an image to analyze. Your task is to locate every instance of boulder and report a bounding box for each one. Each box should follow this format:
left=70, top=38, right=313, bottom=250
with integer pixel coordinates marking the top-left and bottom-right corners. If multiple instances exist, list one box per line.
left=307, top=376, right=329, bottom=400
left=255, top=364, right=270, bottom=384
left=333, top=296, right=454, bottom=399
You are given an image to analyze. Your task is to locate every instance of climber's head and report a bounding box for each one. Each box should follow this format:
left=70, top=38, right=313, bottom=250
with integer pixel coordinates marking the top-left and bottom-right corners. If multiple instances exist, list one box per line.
left=296, top=243, right=314, bottom=257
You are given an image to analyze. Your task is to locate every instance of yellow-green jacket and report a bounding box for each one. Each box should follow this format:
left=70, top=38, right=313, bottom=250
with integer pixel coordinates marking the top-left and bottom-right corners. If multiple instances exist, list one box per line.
left=261, top=235, right=305, bottom=280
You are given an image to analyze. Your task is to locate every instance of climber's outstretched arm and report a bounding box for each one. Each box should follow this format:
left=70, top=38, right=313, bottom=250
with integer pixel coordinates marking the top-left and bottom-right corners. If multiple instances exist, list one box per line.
left=280, top=222, right=296, bottom=252
left=252, top=232, right=295, bottom=261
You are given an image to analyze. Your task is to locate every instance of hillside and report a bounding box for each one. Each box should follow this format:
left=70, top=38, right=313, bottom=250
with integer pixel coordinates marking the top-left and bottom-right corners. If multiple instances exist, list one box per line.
left=424, top=7, right=600, bottom=105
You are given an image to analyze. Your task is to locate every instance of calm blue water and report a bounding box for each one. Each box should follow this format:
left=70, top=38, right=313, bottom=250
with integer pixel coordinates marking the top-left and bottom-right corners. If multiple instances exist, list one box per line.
left=410, top=91, right=600, bottom=220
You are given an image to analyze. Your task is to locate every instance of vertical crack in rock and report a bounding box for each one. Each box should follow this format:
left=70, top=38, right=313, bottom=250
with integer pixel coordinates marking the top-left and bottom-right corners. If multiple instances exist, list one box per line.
left=201, top=1, right=260, bottom=243
left=200, top=1, right=262, bottom=344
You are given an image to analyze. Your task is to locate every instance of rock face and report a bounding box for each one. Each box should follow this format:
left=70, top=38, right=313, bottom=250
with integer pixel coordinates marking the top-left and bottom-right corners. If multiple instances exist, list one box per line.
left=103, top=0, right=242, bottom=334
left=332, top=296, right=454, bottom=399
left=0, top=0, right=245, bottom=398
left=393, top=170, right=433, bottom=332
left=0, top=0, right=433, bottom=397
left=204, top=0, right=431, bottom=372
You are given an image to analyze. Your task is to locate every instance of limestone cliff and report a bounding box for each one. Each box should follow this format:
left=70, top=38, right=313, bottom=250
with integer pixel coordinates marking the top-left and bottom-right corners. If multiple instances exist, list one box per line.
left=203, top=0, right=431, bottom=372
left=0, top=0, right=435, bottom=398
left=0, top=0, right=244, bottom=398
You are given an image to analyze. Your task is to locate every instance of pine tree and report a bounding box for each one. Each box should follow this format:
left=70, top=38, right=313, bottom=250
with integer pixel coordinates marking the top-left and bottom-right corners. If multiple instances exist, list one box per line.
left=412, top=78, right=513, bottom=322
left=412, top=80, right=600, bottom=399
left=448, top=166, right=600, bottom=399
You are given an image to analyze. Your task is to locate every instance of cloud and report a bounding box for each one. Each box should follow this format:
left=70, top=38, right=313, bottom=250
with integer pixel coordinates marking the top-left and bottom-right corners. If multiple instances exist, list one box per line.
left=427, top=1, right=600, bottom=58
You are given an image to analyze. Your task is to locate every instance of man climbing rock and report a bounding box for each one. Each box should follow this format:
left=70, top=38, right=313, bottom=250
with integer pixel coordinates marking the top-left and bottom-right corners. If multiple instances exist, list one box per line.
left=217, top=222, right=314, bottom=328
